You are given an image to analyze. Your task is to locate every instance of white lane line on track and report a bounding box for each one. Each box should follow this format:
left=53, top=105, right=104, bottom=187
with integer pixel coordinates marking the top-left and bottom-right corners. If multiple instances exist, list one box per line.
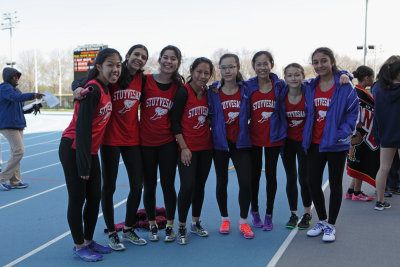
left=0, top=162, right=62, bottom=210
left=24, top=132, right=59, bottom=141
left=266, top=179, right=330, bottom=267
left=23, top=149, right=59, bottom=159
left=2, top=139, right=60, bottom=152
left=4, top=198, right=128, bottom=267
left=0, top=184, right=66, bottom=210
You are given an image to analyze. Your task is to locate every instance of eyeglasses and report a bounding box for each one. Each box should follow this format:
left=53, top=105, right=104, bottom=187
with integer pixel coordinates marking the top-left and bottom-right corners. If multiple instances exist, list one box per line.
left=219, top=65, right=237, bottom=71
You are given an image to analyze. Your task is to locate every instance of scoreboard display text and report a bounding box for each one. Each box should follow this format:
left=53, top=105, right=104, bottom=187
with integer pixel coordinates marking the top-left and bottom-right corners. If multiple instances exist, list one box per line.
left=73, top=45, right=107, bottom=81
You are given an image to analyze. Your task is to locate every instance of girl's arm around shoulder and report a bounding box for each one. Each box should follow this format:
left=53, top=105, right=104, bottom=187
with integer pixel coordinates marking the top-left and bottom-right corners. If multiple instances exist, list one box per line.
left=171, top=86, right=188, bottom=135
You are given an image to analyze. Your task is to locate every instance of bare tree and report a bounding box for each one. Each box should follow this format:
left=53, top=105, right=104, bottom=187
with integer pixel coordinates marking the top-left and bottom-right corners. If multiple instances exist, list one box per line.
left=16, top=50, right=37, bottom=92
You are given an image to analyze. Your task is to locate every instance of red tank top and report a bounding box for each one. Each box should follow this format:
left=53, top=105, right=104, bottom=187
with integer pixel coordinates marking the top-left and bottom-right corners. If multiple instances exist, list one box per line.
left=285, top=93, right=306, bottom=141
left=250, top=89, right=283, bottom=147
left=102, top=73, right=142, bottom=146
left=312, top=82, right=335, bottom=144
left=140, top=74, right=178, bottom=146
left=179, top=84, right=212, bottom=151
left=220, top=87, right=241, bottom=143
left=63, top=79, right=112, bottom=154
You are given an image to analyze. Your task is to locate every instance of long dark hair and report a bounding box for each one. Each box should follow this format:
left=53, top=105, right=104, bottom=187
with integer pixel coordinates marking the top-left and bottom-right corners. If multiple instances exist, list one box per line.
left=159, top=45, right=185, bottom=87
left=187, top=57, right=214, bottom=84
left=118, top=44, right=148, bottom=89
left=378, top=59, right=400, bottom=90
left=85, top=48, right=122, bottom=84
left=219, top=53, right=244, bottom=86
left=311, top=47, right=339, bottom=74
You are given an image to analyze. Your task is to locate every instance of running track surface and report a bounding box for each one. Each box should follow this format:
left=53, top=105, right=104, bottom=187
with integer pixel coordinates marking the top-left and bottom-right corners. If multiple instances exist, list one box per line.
left=1, top=112, right=394, bottom=267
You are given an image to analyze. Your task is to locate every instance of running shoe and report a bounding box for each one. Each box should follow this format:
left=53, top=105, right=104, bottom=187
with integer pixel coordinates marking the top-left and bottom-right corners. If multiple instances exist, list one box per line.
left=297, top=213, right=312, bottom=230
left=10, top=182, right=29, bottom=189
left=73, top=244, right=103, bottom=262
left=307, top=221, right=326, bottom=237
left=263, top=214, right=273, bottom=231
left=122, top=228, right=147, bottom=245
left=164, top=226, right=176, bottom=242
left=239, top=222, right=254, bottom=239
left=250, top=211, right=263, bottom=228
left=177, top=225, right=188, bottom=245
left=148, top=225, right=159, bottom=242
left=87, top=240, right=112, bottom=254
left=190, top=221, right=208, bottom=237
left=345, top=191, right=353, bottom=199
left=285, top=214, right=298, bottom=229
left=322, top=224, right=336, bottom=242
left=0, top=182, right=12, bottom=191
left=219, top=220, right=230, bottom=234
left=388, top=188, right=400, bottom=195
left=374, top=201, right=391, bottom=211
left=108, top=232, right=125, bottom=251
left=352, top=192, right=374, bottom=201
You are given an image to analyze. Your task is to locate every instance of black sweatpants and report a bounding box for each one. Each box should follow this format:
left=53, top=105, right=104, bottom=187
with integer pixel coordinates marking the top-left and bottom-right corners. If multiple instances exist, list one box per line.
left=214, top=141, right=252, bottom=219
left=142, top=141, right=177, bottom=221
left=59, top=137, right=101, bottom=245
left=251, top=145, right=281, bottom=215
left=307, top=143, right=347, bottom=225
left=281, top=139, right=312, bottom=211
left=100, top=144, right=143, bottom=231
left=177, top=150, right=212, bottom=223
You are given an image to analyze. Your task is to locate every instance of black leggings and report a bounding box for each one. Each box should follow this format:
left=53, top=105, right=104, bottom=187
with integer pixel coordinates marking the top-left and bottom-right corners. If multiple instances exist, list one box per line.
left=59, top=137, right=101, bottom=245
left=251, top=146, right=281, bottom=215
left=100, top=145, right=143, bottom=232
left=281, top=139, right=312, bottom=211
left=214, top=142, right=252, bottom=219
left=307, top=143, right=347, bottom=225
left=142, top=141, right=177, bottom=221
left=177, top=150, right=212, bottom=223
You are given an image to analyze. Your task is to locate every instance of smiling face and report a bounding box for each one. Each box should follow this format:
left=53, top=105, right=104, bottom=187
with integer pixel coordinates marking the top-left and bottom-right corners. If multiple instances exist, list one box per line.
left=219, top=56, right=238, bottom=83
left=96, top=53, right=122, bottom=85
left=190, top=62, right=211, bottom=90
left=284, top=66, right=304, bottom=89
left=312, top=52, right=335, bottom=77
left=126, top=47, right=148, bottom=73
left=159, top=49, right=179, bottom=75
left=253, top=54, right=273, bottom=79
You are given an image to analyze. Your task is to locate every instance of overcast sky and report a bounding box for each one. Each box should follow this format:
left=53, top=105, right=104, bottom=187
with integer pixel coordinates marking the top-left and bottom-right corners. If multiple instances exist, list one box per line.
left=1, top=0, right=399, bottom=71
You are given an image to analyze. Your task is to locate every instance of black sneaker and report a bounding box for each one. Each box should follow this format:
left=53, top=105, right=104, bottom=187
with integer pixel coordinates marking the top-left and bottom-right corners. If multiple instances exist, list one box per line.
left=148, top=225, right=159, bottom=242
left=297, top=213, right=312, bottom=230
left=285, top=214, right=298, bottom=229
left=375, top=201, right=391, bottom=211
left=177, top=225, right=188, bottom=245
left=164, top=226, right=176, bottom=242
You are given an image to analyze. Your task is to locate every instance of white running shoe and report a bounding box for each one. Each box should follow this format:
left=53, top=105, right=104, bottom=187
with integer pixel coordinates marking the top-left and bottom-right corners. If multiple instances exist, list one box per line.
left=307, top=221, right=326, bottom=237
left=322, top=224, right=336, bottom=242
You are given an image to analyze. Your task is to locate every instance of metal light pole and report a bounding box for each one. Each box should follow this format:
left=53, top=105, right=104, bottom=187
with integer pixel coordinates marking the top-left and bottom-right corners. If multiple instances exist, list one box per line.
left=363, top=0, right=369, bottom=65
left=1, top=12, right=20, bottom=67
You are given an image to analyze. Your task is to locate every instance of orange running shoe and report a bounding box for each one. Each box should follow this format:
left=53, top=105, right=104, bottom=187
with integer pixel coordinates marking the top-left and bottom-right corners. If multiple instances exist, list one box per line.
left=219, top=220, right=230, bottom=234
left=239, top=222, right=254, bottom=239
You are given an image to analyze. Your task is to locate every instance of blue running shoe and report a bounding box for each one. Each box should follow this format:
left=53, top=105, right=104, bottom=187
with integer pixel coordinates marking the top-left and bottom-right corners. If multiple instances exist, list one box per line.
left=0, top=183, right=12, bottom=191
left=10, top=182, right=29, bottom=189
left=88, top=240, right=112, bottom=254
left=73, top=244, right=103, bottom=262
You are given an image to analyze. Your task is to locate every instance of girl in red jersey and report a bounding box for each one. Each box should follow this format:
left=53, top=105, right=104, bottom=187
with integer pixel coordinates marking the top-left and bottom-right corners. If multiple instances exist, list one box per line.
left=140, top=45, right=184, bottom=242
left=100, top=45, right=149, bottom=250
left=208, top=53, right=254, bottom=239
left=281, top=63, right=312, bottom=229
left=247, top=51, right=286, bottom=231
left=305, top=47, right=359, bottom=242
left=59, top=48, right=122, bottom=262
left=171, top=57, right=214, bottom=245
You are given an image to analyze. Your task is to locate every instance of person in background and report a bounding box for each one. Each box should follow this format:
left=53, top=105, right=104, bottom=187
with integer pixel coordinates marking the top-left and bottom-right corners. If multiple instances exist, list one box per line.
left=345, top=65, right=377, bottom=202
left=373, top=58, right=400, bottom=210
left=0, top=67, right=43, bottom=191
